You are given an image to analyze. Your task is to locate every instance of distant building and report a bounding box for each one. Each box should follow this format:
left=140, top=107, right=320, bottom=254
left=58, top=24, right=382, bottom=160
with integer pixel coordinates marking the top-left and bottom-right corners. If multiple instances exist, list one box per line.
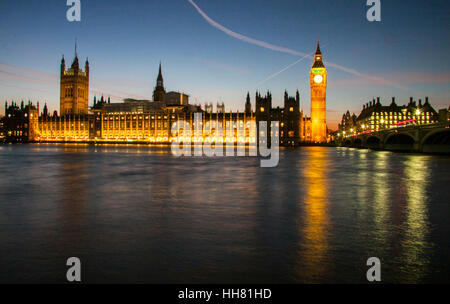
left=338, top=96, right=440, bottom=136
left=2, top=101, right=39, bottom=142
left=301, top=116, right=312, bottom=142
left=0, top=114, right=4, bottom=141
left=204, top=103, right=213, bottom=114
left=216, top=102, right=225, bottom=113
left=438, top=107, right=450, bottom=122
left=2, top=44, right=332, bottom=146
left=94, top=96, right=162, bottom=113
left=245, top=93, right=252, bottom=114
left=282, top=90, right=301, bottom=145
left=165, top=91, right=189, bottom=106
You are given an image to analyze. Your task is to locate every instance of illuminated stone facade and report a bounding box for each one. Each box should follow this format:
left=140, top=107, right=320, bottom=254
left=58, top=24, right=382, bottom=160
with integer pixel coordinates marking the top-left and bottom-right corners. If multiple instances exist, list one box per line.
left=2, top=49, right=328, bottom=146
left=310, top=41, right=327, bottom=143
left=60, top=49, right=89, bottom=115
left=338, top=97, right=440, bottom=137
left=38, top=114, right=90, bottom=141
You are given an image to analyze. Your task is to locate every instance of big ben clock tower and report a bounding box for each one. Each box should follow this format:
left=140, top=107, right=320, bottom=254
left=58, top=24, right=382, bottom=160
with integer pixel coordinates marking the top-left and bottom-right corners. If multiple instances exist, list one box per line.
left=310, top=41, right=327, bottom=142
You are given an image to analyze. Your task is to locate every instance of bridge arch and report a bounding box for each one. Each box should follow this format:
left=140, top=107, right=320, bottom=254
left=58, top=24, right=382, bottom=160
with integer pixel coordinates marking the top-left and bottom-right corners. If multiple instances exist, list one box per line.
left=343, top=139, right=352, bottom=147
left=385, top=133, right=415, bottom=144
left=421, top=129, right=450, bottom=145
left=353, top=138, right=362, bottom=147
left=421, top=129, right=450, bottom=153
left=384, top=133, right=415, bottom=151
left=366, top=135, right=382, bottom=149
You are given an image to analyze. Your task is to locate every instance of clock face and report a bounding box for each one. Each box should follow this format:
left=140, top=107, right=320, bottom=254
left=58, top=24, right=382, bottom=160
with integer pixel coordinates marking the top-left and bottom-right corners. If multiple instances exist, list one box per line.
left=314, top=74, right=323, bottom=84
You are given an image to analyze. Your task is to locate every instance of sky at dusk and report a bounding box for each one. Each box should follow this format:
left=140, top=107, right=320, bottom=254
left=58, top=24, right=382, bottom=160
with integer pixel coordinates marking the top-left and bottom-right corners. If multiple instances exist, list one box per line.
left=0, top=0, right=449, bottom=129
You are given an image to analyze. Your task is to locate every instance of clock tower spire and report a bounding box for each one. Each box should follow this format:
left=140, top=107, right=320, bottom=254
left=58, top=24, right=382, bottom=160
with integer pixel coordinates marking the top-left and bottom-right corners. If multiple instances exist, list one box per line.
left=312, top=40, right=324, bottom=68
left=309, top=40, right=327, bottom=142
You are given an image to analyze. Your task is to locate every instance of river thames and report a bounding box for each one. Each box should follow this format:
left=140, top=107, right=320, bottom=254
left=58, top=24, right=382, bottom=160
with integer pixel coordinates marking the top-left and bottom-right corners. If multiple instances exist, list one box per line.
left=0, top=144, right=449, bottom=283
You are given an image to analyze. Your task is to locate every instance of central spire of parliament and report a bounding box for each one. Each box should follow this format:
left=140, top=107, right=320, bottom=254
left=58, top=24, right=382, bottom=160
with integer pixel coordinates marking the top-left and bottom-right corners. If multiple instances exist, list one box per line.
left=157, top=62, right=163, bottom=87
left=153, top=62, right=166, bottom=102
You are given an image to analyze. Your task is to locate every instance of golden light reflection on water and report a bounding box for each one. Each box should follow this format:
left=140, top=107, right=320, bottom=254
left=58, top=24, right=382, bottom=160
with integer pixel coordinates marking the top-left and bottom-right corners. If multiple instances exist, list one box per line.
left=59, top=155, right=87, bottom=205
left=372, top=152, right=390, bottom=245
left=399, top=156, right=431, bottom=282
left=0, top=143, right=447, bottom=283
left=356, top=150, right=369, bottom=209
left=56, top=153, right=88, bottom=248
left=30, top=143, right=174, bottom=155
left=297, top=147, right=330, bottom=282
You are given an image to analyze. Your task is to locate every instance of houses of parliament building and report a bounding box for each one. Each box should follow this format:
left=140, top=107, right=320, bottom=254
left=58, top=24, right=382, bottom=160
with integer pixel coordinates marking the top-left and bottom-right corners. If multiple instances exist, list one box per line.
left=1, top=44, right=330, bottom=145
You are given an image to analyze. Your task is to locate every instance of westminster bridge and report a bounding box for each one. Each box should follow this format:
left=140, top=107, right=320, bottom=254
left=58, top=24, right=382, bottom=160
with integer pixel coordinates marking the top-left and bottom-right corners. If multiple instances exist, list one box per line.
left=337, top=121, right=450, bottom=153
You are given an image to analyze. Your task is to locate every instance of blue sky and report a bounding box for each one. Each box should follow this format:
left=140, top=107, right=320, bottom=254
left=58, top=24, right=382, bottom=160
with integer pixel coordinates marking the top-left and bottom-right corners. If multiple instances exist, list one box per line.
left=0, top=0, right=449, bottom=129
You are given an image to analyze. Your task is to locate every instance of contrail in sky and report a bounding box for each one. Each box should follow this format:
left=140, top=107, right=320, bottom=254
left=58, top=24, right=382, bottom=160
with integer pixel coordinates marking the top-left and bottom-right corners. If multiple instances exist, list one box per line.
left=187, top=0, right=407, bottom=90
left=187, top=0, right=310, bottom=57
left=255, top=53, right=311, bottom=87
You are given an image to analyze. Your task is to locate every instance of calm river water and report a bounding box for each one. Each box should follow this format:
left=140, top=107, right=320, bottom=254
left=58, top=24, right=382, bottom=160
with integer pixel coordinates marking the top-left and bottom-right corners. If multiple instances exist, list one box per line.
left=0, top=144, right=449, bottom=283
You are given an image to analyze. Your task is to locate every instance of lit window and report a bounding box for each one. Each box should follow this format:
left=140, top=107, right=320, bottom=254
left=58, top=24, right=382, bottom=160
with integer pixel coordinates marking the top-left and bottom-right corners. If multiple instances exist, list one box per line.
left=260, top=107, right=265, bottom=112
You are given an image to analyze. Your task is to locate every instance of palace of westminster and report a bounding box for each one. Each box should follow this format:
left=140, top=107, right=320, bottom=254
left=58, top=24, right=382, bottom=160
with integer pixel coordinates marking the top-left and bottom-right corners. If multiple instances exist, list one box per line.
left=1, top=42, right=444, bottom=145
